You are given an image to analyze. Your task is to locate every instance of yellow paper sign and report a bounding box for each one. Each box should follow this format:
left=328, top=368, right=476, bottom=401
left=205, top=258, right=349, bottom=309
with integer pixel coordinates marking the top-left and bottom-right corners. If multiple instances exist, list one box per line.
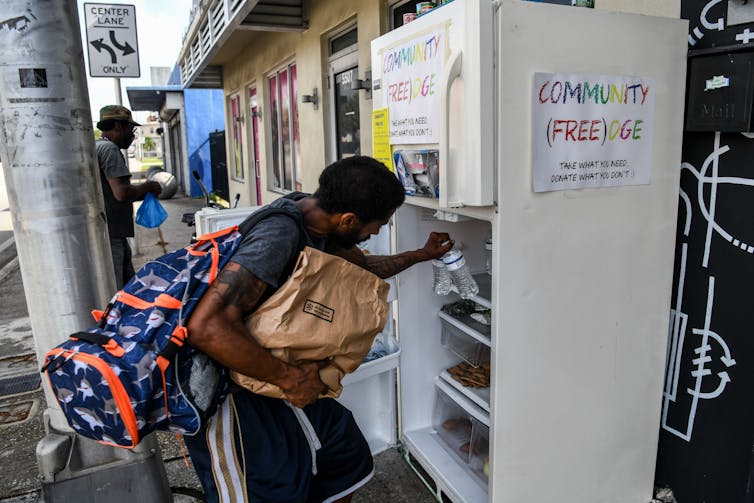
left=372, top=108, right=394, bottom=172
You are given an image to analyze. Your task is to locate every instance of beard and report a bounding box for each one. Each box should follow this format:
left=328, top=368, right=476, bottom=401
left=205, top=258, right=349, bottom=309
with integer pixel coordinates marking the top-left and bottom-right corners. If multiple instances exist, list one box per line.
left=328, top=227, right=366, bottom=249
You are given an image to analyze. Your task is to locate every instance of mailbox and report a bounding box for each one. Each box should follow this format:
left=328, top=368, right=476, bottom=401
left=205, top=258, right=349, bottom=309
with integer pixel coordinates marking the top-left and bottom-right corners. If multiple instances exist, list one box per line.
left=686, top=52, right=754, bottom=132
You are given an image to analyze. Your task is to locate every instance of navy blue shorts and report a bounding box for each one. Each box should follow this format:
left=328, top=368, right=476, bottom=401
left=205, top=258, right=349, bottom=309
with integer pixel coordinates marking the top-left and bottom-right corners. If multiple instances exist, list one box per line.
left=184, top=390, right=374, bottom=502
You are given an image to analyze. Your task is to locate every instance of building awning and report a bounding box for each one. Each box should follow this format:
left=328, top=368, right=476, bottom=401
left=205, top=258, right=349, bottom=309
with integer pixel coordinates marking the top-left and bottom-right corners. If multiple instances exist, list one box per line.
left=126, top=85, right=182, bottom=112
left=179, top=0, right=306, bottom=88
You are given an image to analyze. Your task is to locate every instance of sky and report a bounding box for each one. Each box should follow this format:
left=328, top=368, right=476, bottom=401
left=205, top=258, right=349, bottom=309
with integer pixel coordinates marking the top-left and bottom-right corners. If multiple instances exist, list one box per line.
left=76, top=0, right=193, bottom=122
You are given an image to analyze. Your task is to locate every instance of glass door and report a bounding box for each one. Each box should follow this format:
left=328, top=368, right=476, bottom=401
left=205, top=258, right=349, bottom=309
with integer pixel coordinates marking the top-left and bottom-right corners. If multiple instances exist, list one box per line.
left=327, top=26, right=360, bottom=161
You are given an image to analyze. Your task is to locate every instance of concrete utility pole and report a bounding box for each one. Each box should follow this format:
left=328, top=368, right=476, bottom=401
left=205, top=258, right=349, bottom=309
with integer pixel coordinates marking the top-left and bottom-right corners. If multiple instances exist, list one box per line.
left=0, top=2, right=170, bottom=501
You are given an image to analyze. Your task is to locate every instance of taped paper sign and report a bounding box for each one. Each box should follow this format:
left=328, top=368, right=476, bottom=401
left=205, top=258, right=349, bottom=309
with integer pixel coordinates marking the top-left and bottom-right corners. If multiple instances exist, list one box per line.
left=532, top=71, right=656, bottom=192
left=380, top=27, right=446, bottom=144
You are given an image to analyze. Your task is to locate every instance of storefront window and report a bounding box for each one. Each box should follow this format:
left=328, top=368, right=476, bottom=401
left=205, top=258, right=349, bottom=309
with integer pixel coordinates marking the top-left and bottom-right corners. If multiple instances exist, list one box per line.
left=229, top=93, right=244, bottom=181
left=268, top=63, right=300, bottom=192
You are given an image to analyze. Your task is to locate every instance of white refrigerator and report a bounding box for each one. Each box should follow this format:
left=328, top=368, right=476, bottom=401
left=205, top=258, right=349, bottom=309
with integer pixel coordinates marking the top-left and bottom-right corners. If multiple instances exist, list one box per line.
left=370, top=1, right=688, bottom=502
left=197, top=1, right=688, bottom=501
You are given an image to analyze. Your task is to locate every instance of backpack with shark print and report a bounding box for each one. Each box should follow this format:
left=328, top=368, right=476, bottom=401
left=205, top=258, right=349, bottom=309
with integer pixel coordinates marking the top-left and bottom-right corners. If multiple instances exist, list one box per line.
left=41, top=205, right=306, bottom=448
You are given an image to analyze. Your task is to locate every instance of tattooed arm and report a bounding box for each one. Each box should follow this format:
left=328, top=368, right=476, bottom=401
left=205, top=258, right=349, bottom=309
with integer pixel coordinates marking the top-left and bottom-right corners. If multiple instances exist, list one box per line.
left=186, top=261, right=326, bottom=407
left=329, top=231, right=455, bottom=279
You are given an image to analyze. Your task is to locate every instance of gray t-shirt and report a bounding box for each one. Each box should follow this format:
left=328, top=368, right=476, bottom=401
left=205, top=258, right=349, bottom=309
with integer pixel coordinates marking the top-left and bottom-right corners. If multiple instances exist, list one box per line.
left=96, top=138, right=134, bottom=238
left=231, top=195, right=324, bottom=296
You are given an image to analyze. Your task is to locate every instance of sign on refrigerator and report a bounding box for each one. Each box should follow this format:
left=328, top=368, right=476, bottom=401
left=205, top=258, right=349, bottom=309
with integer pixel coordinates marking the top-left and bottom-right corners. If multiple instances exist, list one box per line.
left=531, top=72, right=656, bottom=192
left=378, top=26, right=447, bottom=145
left=83, top=3, right=140, bottom=78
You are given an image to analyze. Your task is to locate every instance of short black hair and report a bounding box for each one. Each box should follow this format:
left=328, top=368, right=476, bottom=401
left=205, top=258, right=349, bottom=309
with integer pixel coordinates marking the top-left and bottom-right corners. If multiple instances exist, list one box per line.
left=313, top=156, right=405, bottom=223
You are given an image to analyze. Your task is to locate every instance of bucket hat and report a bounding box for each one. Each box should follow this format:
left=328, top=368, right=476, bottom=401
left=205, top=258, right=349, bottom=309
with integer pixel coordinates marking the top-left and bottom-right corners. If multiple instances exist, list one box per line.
left=97, top=105, right=140, bottom=129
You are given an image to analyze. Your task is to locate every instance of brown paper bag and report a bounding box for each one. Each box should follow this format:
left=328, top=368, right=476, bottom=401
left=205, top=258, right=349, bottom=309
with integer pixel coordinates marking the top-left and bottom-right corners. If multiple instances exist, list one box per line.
left=231, top=246, right=390, bottom=399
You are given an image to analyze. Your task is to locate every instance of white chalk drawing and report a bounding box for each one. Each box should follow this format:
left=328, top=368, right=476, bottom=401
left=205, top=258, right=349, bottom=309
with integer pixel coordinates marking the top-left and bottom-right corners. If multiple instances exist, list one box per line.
left=735, top=27, right=754, bottom=44
left=688, top=0, right=725, bottom=46
left=661, top=131, right=754, bottom=442
left=681, top=133, right=754, bottom=265
left=663, top=274, right=736, bottom=441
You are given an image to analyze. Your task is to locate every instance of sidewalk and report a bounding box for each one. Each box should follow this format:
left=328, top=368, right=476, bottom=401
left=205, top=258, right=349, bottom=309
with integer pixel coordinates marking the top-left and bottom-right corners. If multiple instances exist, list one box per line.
left=0, top=193, right=433, bottom=502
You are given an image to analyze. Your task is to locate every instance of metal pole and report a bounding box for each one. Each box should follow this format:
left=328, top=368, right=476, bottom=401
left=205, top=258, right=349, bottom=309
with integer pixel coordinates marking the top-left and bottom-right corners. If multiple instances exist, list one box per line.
left=0, top=3, right=170, bottom=501
left=114, top=77, right=122, bottom=105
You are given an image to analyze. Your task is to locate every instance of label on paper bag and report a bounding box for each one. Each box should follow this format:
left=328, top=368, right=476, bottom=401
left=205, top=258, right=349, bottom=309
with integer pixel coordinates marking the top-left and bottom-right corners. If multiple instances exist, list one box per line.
left=303, top=299, right=334, bottom=323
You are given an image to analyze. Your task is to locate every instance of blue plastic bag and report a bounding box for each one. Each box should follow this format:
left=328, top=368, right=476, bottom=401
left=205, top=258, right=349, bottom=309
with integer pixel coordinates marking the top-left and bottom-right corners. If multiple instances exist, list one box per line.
left=135, top=192, right=168, bottom=228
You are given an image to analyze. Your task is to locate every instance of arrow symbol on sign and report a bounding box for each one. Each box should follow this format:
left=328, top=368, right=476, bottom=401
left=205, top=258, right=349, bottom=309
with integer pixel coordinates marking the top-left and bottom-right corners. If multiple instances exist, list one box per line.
left=91, top=38, right=117, bottom=64
left=109, top=30, right=135, bottom=56
left=687, top=371, right=731, bottom=400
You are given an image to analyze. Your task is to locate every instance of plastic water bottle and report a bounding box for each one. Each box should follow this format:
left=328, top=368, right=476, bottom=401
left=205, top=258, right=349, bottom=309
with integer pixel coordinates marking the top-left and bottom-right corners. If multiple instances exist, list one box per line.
left=442, top=250, right=479, bottom=299
left=432, top=259, right=453, bottom=296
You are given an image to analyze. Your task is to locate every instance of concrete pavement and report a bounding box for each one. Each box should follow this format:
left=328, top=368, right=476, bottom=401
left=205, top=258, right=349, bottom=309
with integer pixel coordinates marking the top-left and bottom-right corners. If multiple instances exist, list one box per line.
left=0, top=192, right=433, bottom=502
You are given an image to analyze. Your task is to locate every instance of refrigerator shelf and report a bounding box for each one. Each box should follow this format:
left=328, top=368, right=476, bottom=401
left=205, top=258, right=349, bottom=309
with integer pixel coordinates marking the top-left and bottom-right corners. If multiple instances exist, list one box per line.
left=440, top=369, right=490, bottom=413
left=439, top=313, right=491, bottom=367
left=438, top=311, right=491, bottom=346
left=403, top=428, right=488, bottom=503
left=435, top=377, right=489, bottom=427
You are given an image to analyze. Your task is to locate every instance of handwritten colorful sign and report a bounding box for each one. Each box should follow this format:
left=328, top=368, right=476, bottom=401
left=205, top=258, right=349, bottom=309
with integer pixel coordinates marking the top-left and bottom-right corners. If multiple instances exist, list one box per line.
left=532, top=72, right=656, bottom=192
left=380, top=27, right=446, bottom=144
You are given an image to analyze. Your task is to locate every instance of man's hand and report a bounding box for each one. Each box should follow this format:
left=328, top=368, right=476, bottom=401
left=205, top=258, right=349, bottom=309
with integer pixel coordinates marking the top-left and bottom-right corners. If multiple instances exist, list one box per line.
left=144, top=180, right=162, bottom=195
left=277, top=360, right=330, bottom=408
left=361, top=231, right=456, bottom=278
left=420, top=232, right=454, bottom=260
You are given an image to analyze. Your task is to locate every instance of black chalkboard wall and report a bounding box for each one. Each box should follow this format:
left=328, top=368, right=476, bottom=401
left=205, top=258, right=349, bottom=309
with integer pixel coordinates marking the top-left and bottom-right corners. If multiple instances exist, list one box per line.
left=654, top=1, right=754, bottom=502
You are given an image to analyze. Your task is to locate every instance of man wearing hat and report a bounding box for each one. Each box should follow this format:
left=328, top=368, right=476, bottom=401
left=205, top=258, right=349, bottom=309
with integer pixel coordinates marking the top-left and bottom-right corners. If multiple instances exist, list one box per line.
left=96, top=105, right=162, bottom=288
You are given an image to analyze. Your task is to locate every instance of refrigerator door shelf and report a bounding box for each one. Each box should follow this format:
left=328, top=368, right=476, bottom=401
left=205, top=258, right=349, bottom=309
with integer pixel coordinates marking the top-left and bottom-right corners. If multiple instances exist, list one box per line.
left=341, top=334, right=401, bottom=386
left=338, top=345, right=399, bottom=455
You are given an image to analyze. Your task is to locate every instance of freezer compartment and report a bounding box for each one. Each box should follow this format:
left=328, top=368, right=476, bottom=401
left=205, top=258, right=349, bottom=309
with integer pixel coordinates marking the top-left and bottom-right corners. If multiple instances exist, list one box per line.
left=438, top=307, right=491, bottom=367
left=370, top=0, right=495, bottom=208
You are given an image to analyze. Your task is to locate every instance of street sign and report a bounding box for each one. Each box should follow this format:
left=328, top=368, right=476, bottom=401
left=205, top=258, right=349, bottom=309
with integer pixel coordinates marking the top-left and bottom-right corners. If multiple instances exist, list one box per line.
left=83, top=3, right=140, bottom=78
